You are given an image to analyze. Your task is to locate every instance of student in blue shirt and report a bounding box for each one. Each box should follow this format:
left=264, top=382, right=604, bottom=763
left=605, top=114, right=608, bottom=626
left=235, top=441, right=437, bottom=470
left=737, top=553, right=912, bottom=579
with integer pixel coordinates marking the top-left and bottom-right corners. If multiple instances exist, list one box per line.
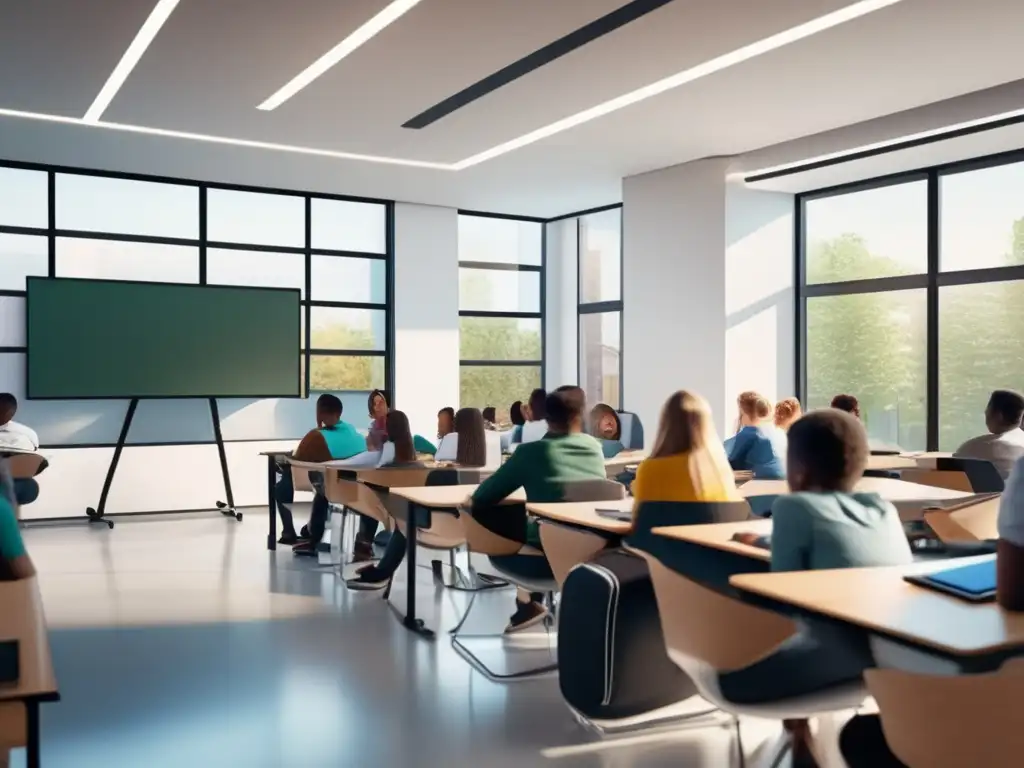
left=276, top=394, right=366, bottom=546
left=724, top=391, right=787, bottom=479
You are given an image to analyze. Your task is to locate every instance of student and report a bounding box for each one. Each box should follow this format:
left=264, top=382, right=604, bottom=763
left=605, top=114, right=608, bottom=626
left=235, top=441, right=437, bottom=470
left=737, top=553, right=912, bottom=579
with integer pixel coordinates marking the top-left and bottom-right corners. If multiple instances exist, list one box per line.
left=437, top=407, right=455, bottom=441
left=518, top=388, right=549, bottom=444
left=435, top=407, right=487, bottom=463
left=277, top=395, right=367, bottom=545
left=0, top=460, right=34, bottom=581
left=482, top=406, right=497, bottom=430
left=294, top=410, right=420, bottom=558
left=345, top=409, right=487, bottom=591
left=510, top=400, right=525, bottom=428
left=727, top=409, right=912, bottom=761
left=502, top=400, right=527, bottom=450
left=366, top=389, right=389, bottom=450
left=830, top=393, right=860, bottom=417
left=0, top=393, right=42, bottom=506
left=472, top=386, right=605, bottom=631
left=631, top=391, right=739, bottom=511
left=589, top=403, right=624, bottom=458
left=724, top=391, right=787, bottom=479
left=773, top=397, right=802, bottom=432
left=954, top=389, right=1024, bottom=479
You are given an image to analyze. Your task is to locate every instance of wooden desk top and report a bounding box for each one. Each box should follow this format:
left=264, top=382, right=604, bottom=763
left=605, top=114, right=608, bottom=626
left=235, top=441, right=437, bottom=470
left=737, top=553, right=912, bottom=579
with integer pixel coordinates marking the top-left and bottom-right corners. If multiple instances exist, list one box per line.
left=653, top=519, right=773, bottom=562
left=0, top=578, right=57, bottom=702
left=388, top=484, right=526, bottom=508
left=866, top=455, right=919, bottom=471
left=739, top=476, right=973, bottom=502
left=605, top=450, right=646, bottom=466
left=731, top=556, right=1024, bottom=657
left=528, top=498, right=634, bottom=534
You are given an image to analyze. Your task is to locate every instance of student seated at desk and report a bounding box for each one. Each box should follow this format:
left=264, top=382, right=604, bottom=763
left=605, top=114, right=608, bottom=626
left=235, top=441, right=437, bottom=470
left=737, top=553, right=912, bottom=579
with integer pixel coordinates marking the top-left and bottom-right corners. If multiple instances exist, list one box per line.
left=0, top=460, right=34, bottom=581
left=954, top=389, right=1024, bottom=479
left=275, top=395, right=366, bottom=545
left=500, top=400, right=526, bottom=451
left=773, top=397, right=802, bottom=432
left=366, top=389, right=389, bottom=451
left=345, top=409, right=488, bottom=590
left=482, top=406, right=497, bottom=430
left=724, top=391, right=786, bottom=479
left=725, top=410, right=911, bottom=715
left=435, top=408, right=486, bottom=463
left=0, top=393, right=42, bottom=506
left=631, top=391, right=739, bottom=515
left=295, top=410, right=423, bottom=559
left=589, top=402, right=624, bottom=458
left=518, top=388, right=550, bottom=444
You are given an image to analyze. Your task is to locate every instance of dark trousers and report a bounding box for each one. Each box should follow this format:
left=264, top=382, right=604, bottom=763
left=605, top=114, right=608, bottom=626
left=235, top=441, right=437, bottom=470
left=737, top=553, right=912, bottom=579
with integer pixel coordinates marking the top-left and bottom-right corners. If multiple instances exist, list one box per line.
left=274, top=470, right=296, bottom=534
left=13, top=478, right=39, bottom=506
left=717, top=619, right=873, bottom=704
left=839, top=715, right=907, bottom=767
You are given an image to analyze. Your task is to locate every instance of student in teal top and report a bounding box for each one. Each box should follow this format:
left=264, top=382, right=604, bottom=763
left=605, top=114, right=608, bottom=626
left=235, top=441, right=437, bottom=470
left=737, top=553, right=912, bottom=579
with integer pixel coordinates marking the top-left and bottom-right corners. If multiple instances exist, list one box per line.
left=724, top=409, right=912, bottom=763
left=0, top=460, right=34, bottom=580
left=275, top=394, right=366, bottom=545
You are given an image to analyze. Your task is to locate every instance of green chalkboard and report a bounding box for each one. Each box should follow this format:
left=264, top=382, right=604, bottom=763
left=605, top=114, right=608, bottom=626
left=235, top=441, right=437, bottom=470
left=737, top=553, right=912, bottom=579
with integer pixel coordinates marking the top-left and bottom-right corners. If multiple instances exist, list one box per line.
left=26, top=278, right=301, bottom=399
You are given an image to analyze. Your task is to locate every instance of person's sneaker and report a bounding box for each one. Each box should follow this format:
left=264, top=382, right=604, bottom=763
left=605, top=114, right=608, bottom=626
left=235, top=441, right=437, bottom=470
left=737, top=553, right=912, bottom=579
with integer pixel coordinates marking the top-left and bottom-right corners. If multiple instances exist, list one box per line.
left=345, top=565, right=390, bottom=591
left=504, top=601, right=549, bottom=633
left=300, top=524, right=310, bottom=538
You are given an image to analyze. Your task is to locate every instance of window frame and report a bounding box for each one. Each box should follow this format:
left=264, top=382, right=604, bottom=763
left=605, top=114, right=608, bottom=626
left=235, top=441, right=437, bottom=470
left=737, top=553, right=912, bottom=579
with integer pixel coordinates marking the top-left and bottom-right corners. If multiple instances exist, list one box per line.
left=575, top=204, right=624, bottom=410
left=796, top=146, right=1024, bottom=451
left=457, top=210, right=546, bottom=405
left=0, top=158, right=394, bottom=406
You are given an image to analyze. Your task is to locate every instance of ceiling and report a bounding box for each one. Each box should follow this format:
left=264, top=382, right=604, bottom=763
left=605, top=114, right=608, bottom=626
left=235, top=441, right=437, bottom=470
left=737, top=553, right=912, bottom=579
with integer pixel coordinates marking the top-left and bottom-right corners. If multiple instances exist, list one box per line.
left=1, top=0, right=1023, bottom=216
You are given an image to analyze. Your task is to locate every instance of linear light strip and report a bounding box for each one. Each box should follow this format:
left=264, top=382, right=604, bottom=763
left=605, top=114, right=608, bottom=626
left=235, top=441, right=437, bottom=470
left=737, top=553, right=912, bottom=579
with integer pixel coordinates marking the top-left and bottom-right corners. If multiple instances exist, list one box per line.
left=0, top=107, right=453, bottom=169
left=83, top=0, right=182, bottom=123
left=258, top=0, right=425, bottom=111
left=453, top=0, right=905, bottom=170
left=741, top=106, right=1024, bottom=179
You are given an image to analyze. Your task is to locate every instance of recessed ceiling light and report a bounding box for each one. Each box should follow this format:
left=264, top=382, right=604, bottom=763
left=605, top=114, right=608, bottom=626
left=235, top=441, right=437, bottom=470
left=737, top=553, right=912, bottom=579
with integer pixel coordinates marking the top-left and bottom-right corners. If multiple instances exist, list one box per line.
left=258, top=0, right=425, bottom=111
left=83, top=0, right=182, bottom=123
left=452, top=0, right=905, bottom=170
left=0, top=106, right=454, bottom=170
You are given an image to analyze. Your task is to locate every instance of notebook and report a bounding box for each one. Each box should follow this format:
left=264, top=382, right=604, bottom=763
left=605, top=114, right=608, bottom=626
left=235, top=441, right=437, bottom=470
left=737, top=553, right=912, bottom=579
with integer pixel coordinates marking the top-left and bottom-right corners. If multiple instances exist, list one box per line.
left=905, top=559, right=997, bottom=603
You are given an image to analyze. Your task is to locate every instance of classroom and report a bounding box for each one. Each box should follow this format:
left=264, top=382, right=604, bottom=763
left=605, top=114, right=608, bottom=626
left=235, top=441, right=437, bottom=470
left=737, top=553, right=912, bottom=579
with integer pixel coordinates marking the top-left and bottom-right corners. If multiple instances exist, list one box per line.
left=1, top=1, right=1023, bottom=766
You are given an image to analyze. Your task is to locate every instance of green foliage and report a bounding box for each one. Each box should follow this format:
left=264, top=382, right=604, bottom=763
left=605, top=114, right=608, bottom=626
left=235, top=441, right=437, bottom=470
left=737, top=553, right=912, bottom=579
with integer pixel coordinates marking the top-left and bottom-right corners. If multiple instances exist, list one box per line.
left=808, top=218, right=1024, bottom=451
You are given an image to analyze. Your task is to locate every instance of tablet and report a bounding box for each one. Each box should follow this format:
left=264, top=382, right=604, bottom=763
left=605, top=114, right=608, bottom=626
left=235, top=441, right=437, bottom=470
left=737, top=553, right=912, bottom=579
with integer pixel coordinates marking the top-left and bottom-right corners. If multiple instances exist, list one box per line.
left=905, top=559, right=997, bottom=603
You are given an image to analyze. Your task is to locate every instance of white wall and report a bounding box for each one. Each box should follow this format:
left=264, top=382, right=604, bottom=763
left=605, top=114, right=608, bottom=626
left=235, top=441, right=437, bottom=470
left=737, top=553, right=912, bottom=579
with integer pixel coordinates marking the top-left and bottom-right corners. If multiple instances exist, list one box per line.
left=544, top=218, right=578, bottom=389
left=393, top=203, right=459, bottom=440
left=622, top=158, right=730, bottom=435
left=724, top=182, right=795, bottom=411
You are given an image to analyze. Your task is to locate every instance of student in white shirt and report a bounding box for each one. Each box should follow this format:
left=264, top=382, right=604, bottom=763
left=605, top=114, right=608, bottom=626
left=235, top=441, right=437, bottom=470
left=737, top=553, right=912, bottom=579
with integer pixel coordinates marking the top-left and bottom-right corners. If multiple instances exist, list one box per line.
left=954, top=389, right=1024, bottom=479
left=435, top=407, right=488, bottom=463
left=0, top=393, right=41, bottom=506
left=518, top=388, right=549, bottom=444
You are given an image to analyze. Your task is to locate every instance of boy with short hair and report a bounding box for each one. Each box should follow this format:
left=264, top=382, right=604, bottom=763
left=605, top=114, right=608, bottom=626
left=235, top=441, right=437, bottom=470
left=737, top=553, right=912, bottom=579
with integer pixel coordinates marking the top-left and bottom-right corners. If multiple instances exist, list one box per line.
left=954, top=389, right=1024, bottom=479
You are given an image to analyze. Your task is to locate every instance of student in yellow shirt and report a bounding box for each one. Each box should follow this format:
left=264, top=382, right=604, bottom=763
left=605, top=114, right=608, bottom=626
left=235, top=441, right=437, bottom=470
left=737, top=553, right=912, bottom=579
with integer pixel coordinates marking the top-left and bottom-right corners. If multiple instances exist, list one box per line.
left=631, top=390, right=739, bottom=514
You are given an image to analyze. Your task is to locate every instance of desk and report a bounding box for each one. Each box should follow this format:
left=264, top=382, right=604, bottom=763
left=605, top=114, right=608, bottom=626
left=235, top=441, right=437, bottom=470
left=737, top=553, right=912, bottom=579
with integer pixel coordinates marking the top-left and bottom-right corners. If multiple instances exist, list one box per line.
left=653, top=519, right=773, bottom=562
left=259, top=450, right=294, bottom=551
left=526, top=498, right=634, bottom=535
left=604, top=451, right=646, bottom=477
left=387, top=485, right=525, bottom=638
left=739, top=477, right=973, bottom=520
left=0, top=578, right=58, bottom=768
left=866, top=455, right=919, bottom=472
left=730, top=556, right=1024, bottom=670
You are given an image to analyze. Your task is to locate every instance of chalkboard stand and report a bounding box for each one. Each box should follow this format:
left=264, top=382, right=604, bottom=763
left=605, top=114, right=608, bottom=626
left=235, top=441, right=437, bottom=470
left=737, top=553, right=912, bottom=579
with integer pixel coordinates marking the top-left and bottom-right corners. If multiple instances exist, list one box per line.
left=23, top=398, right=244, bottom=529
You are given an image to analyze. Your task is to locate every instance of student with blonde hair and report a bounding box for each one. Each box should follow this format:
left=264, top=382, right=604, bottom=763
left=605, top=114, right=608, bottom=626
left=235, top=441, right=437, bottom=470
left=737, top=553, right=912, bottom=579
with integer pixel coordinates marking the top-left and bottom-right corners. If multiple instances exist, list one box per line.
left=725, top=391, right=787, bottom=479
left=773, top=397, right=802, bottom=431
left=631, top=391, right=739, bottom=512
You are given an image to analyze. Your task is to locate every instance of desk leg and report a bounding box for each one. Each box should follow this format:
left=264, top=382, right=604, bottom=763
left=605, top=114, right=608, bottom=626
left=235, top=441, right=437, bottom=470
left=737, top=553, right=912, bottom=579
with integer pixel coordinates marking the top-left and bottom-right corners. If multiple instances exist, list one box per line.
left=267, top=456, right=277, bottom=552
left=26, top=700, right=39, bottom=768
left=401, top=503, right=435, bottom=640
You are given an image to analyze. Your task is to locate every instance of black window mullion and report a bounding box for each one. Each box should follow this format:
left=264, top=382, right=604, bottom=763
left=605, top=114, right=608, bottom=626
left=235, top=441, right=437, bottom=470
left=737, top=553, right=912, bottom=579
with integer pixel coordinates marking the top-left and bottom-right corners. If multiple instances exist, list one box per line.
left=304, top=197, right=312, bottom=398
left=47, top=170, right=55, bottom=277
left=198, top=185, right=207, bottom=285
left=926, top=170, right=940, bottom=452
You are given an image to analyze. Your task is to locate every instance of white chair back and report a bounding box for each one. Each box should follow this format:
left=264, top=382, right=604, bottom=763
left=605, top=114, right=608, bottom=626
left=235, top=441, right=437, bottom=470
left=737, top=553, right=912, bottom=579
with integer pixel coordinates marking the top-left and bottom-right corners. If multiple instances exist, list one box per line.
left=484, top=431, right=502, bottom=467
left=520, top=420, right=548, bottom=444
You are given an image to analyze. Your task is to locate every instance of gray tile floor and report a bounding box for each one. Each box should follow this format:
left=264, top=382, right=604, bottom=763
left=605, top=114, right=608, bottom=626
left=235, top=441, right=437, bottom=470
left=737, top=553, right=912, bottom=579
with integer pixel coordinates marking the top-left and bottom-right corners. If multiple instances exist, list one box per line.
left=16, top=507, right=784, bottom=768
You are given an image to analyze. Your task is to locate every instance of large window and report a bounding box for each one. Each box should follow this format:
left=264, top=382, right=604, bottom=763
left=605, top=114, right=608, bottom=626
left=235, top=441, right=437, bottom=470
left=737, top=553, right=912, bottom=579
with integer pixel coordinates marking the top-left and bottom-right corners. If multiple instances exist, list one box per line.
left=577, top=207, right=623, bottom=410
left=0, top=162, right=391, bottom=401
left=799, top=151, right=1024, bottom=451
left=458, top=213, right=544, bottom=423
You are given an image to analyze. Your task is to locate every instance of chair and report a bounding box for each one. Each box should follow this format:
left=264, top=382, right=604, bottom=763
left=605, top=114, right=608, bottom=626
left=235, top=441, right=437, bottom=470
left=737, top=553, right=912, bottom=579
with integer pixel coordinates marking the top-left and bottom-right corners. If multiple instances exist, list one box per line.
left=4, top=453, right=46, bottom=479
left=452, top=480, right=625, bottom=681
left=627, top=500, right=752, bottom=558
left=538, top=479, right=626, bottom=587
left=936, top=457, right=1004, bottom=493
left=862, top=659, right=1024, bottom=768
left=644, top=558, right=868, bottom=767
left=616, top=411, right=644, bottom=450
left=923, top=494, right=1000, bottom=543
left=484, top=430, right=503, bottom=467
left=519, top=420, right=548, bottom=444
